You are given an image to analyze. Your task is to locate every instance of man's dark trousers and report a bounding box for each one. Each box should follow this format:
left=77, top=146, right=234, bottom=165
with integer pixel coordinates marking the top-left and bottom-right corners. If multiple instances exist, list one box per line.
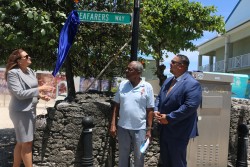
left=159, top=130, right=189, bottom=167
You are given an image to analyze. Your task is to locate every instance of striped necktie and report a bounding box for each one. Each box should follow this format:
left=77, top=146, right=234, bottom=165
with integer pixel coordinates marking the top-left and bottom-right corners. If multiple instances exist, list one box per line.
left=167, top=78, right=177, bottom=95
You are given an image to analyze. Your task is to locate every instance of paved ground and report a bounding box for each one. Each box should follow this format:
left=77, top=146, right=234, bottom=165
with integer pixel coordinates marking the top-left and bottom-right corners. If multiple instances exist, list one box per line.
left=0, top=97, right=56, bottom=166
left=0, top=99, right=56, bottom=129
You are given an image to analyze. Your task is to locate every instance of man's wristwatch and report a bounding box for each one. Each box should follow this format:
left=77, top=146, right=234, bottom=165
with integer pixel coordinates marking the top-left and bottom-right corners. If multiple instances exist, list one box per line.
left=146, top=127, right=153, bottom=130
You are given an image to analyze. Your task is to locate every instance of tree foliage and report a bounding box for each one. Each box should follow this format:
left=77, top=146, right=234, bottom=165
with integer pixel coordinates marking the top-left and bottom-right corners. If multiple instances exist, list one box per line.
left=140, top=0, right=225, bottom=83
left=0, top=0, right=71, bottom=68
left=0, top=0, right=225, bottom=84
left=0, top=0, right=132, bottom=79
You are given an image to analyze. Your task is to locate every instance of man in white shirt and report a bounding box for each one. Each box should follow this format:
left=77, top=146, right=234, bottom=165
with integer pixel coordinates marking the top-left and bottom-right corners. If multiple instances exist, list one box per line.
left=109, top=61, right=154, bottom=167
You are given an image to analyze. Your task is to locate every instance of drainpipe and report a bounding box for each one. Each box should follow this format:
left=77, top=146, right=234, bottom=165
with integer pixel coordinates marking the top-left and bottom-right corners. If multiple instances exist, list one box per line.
left=209, top=56, right=214, bottom=72
left=224, top=35, right=230, bottom=73
left=198, top=54, right=202, bottom=71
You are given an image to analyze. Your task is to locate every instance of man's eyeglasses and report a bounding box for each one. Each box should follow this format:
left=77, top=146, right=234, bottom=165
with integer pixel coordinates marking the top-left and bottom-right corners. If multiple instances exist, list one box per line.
left=126, top=68, right=135, bottom=72
left=171, top=60, right=183, bottom=65
left=20, top=55, right=29, bottom=59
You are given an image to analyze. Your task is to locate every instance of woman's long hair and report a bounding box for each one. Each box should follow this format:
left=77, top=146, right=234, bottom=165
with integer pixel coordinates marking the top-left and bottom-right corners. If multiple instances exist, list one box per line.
left=4, top=49, right=24, bottom=81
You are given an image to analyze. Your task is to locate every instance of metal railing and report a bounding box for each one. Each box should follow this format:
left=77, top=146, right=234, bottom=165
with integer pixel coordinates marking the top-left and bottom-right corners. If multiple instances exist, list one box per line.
left=199, top=53, right=250, bottom=72
left=198, top=64, right=212, bottom=72
left=198, top=60, right=224, bottom=72
left=228, top=53, right=250, bottom=70
left=214, top=60, right=225, bottom=72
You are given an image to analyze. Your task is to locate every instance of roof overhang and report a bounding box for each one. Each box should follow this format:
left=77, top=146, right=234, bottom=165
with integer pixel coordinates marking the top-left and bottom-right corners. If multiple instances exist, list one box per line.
left=197, top=19, right=250, bottom=55
left=197, top=35, right=224, bottom=55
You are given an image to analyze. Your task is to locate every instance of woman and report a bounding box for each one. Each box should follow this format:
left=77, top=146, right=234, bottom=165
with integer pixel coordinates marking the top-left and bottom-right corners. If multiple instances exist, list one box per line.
left=5, top=49, right=53, bottom=167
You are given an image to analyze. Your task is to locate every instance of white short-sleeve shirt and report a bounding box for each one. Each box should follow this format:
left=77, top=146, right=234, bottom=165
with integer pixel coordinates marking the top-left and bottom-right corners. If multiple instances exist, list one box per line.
left=114, top=80, right=155, bottom=130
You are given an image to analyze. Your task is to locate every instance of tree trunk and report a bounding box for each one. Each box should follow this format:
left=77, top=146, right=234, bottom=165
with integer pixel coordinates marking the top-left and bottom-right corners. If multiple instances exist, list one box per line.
left=155, top=47, right=167, bottom=86
left=65, top=55, right=76, bottom=102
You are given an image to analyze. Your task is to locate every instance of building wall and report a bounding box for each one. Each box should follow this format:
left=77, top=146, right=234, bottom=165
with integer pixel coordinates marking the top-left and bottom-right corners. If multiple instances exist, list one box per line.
left=147, top=80, right=161, bottom=95
left=215, top=47, right=225, bottom=61
left=142, top=60, right=158, bottom=80
left=232, top=36, right=250, bottom=56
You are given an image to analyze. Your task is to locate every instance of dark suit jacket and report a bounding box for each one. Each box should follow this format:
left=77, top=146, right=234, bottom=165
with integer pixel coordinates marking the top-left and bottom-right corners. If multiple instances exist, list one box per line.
left=155, top=72, right=202, bottom=141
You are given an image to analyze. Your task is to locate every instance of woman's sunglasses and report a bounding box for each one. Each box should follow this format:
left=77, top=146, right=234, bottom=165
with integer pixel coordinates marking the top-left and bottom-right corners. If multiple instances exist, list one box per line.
left=20, top=55, right=29, bottom=59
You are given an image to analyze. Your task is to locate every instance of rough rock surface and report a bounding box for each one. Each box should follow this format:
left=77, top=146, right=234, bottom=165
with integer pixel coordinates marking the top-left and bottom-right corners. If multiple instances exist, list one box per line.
left=1, top=95, right=250, bottom=167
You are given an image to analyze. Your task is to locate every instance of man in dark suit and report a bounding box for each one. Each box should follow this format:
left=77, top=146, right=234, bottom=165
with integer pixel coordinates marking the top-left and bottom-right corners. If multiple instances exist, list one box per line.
left=154, top=54, right=202, bottom=167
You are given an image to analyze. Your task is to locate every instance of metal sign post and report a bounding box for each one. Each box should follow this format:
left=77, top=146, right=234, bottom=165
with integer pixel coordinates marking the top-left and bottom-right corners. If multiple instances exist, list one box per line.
left=130, top=0, right=140, bottom=61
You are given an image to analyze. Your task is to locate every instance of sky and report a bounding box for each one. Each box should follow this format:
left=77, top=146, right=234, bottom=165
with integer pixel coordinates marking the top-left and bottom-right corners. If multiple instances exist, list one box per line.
left=163, top=0, right=239, bottom=76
